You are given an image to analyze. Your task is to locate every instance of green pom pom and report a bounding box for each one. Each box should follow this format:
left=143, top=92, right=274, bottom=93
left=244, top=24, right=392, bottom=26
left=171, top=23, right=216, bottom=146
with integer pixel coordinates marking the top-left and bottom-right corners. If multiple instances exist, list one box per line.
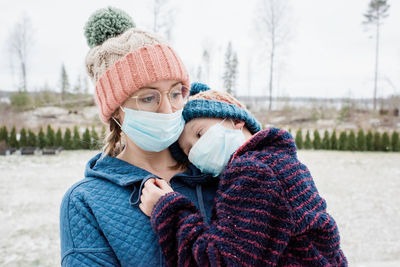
left=84, top=7, right=135, bottom=48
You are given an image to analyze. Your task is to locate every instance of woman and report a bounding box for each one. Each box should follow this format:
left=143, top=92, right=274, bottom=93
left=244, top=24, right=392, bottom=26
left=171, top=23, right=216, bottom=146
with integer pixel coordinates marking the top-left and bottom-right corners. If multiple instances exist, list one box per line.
left=59, top=7, right=218, bottom=266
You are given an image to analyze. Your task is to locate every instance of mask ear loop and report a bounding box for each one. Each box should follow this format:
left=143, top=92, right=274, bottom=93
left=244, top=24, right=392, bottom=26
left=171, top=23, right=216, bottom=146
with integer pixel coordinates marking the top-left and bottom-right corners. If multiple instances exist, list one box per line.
left=229, top=118, right=244, bottom=131
left=111, top=106, right=124, bottom=128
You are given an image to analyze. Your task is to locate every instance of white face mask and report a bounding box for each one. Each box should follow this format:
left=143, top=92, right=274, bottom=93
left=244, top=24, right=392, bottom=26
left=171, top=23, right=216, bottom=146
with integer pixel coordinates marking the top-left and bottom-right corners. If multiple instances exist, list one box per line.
left=114, top=107, right=185, bottom=152
left=188, top=119, right=246, bottom=177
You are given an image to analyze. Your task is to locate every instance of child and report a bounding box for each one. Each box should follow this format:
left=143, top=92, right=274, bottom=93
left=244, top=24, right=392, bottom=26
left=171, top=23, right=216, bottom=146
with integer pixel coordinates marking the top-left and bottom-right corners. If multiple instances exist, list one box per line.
left=140, top=83, right=347, bottom=266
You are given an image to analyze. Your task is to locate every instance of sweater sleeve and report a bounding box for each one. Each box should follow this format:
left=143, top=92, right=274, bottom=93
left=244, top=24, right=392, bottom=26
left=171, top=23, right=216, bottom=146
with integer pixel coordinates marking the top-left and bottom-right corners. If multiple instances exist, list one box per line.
left=151, top=162, right=295, bottom=267
left=60, top=188, right=120, bottom=267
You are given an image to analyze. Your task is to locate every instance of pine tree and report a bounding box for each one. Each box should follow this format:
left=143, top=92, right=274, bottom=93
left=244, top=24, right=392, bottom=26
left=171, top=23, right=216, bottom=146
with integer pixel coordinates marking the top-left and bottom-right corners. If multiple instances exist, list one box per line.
left=347, top=130, right=357, bottom=151
left=19, top=128, right=28, bottom=147
left=366, top=130, right=374, bottom=151
left=0, top=126, right=8, bottom=144
left=295, top=129, right=303, bottom=149
left=72, top=126, right=81, bottom=149
left=304, top=130, right=312, bottom=149
left=38, top=127, right=46, bottom=149
left=381, top=131, right=390, bottom=151
left=91, top=126, right=100, bottom=150
left=313, top=130, right=321, bottom=150
left=27, top=129, right=37, bottom=147
left=356, top=129, right=366, bottom=151
left=322, top=130, right=330, bottom=150
left=223, top=42, right=239, bottom=96
left=60, top=63, right=70, bottom=101
left=63, top=128, right=72, bottom=150
left=373, top=131, right=381, bottom=151
left=391, top=131, right=399, bottom=152
left=363, top=0, right=390, bottom=110
left=339, top=131, right=347, bottom=151
left=82, top=128, right=91, bottom=150
left=101, top=126, right=107, bottom=140
left=55, top=128, right=63, bottom=147
left=9, top=126, right=19, bottom=148
left=330, top=129, right=338, bottom=150
left=46, top=125, right=55, bottom=147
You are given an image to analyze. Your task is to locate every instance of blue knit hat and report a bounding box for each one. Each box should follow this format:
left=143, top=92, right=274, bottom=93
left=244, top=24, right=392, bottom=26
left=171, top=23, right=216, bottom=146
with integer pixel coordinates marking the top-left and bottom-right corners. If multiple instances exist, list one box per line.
left=182, top=83, right=262, bottom=134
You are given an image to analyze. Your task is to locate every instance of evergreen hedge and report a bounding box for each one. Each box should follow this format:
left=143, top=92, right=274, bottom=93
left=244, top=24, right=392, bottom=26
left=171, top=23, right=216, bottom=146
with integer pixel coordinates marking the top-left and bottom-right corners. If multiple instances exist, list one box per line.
left=1, top=125, right=399, bottom=153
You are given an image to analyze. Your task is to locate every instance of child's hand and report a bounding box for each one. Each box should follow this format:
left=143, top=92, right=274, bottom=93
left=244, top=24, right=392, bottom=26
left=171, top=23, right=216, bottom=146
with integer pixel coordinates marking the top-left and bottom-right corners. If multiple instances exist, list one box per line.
left=139, top=178, right=174, bottom=217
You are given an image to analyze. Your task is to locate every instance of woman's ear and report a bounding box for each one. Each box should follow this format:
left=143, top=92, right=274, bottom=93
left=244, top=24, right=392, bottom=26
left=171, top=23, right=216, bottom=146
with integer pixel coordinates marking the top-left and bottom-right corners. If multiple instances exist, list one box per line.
left=112, top=108, right=124, bottom=126
left=233, top=120, right=245, bottom=130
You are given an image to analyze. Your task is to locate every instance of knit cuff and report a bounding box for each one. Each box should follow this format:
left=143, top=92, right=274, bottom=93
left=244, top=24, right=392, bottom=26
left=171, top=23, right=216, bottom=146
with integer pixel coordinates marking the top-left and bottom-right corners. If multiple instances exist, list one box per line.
left=95, top=44, right=190, bottom=123
left=150, top=192, right=196, bottom=231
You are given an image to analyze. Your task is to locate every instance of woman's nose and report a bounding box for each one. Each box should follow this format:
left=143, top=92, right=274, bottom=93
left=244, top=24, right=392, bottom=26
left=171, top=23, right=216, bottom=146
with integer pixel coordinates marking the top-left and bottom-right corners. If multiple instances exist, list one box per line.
left=157, top=92, right=174, bottom=114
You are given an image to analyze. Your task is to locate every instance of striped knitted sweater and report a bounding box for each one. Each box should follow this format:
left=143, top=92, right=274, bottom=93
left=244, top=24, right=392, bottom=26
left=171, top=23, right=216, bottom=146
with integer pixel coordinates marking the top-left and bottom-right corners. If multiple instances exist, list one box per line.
left=151, top=128, right=347, bottom=267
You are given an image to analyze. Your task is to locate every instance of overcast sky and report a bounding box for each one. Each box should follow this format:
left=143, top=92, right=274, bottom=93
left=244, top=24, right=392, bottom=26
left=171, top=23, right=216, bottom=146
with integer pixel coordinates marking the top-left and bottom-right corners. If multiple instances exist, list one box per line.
left=0, top=0, right=399, bottom=99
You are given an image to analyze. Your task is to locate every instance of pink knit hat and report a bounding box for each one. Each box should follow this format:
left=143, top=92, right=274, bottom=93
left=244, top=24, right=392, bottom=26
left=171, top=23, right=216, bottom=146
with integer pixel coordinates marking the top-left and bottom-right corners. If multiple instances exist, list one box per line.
left=84, top=7, right=189, bottom=123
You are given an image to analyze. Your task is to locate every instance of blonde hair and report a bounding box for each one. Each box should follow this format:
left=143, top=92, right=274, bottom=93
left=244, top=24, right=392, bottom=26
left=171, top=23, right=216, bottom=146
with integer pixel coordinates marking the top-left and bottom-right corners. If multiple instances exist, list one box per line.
left=102, top=117, right=123, bottom=157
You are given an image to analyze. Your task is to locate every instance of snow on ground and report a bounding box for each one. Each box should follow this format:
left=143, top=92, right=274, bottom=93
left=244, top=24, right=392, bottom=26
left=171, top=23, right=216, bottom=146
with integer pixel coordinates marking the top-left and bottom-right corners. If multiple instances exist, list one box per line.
left=0, top=150, right=399, bottom=266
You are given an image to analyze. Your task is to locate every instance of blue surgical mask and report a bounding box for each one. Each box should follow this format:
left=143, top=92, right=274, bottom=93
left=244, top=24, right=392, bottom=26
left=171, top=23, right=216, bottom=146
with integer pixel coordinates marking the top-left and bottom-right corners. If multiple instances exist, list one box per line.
left=188, top=119, right=246, bottom=177
left=114, top=107, right=185, bottom=152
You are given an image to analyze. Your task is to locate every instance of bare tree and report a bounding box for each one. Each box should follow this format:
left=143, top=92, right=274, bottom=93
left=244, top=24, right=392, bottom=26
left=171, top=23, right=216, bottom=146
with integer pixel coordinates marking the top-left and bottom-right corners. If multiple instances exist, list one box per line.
left=256, top=0, right=291, bottom=110
left=363, top=0, right=390, bottom=110
left=8, top=14, right=34, bottom=92
left=152, top=0, right=175, bottom=42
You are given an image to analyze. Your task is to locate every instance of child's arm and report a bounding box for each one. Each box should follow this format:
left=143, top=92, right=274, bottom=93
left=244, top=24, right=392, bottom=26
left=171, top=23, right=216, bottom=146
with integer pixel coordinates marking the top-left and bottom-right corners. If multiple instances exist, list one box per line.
left=150, top=162, right=295, bottom=267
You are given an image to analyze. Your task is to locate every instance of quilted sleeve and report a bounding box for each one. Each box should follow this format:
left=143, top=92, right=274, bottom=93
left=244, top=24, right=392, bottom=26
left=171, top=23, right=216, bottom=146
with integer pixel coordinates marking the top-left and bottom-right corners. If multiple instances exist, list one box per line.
left=151, top=162, right=294, bottom=267
left=60, top=187, right=120, bottom=267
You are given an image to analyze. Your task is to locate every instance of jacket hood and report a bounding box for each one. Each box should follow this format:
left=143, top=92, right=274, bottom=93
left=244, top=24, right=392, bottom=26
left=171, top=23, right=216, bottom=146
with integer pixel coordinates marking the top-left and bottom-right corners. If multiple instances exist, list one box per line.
left=85, top=152, right=217, bottom=187
left=232, top=128, right=297, bottom=160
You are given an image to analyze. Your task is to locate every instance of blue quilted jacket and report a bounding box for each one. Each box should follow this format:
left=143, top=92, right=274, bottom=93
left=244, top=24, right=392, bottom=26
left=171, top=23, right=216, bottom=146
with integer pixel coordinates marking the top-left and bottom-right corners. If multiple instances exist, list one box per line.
left=60, top=152, right=218, bottom=266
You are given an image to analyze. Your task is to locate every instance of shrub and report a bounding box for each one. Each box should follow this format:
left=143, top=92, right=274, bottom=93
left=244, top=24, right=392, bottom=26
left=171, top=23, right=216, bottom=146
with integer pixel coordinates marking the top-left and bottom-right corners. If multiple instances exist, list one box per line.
left=91, top=126, right=100, bottom=150
left=347, top=130, right=357, bottom=151
left=373, top=132, right=381, bottom=151
left=322, top=130, right=330, bottom=150
left=381, top=132, right=390, bottom=152
left=313, top=130, right=321, bottom=150
left=366, top=130, right=374, bottom=151
left=9, top=126, right=19, bottom=148
left=356, top=129, right=366, bottom=151
left=304, top=130, right=312, bottom=149
left=63, top=128, right=72, bottom=150
left=19, top=128, right=28, bottom=147
left=295, top=129, right=303, bottom=149
left=10, top=91, right=32, bottom=110
left=0, top=126, right=8, bottom=144
left=391, top=131, right=399, bottom=152
left=82, top=128, right=91, bottom=150
left=55, top=128, right=63, bottom=147
left=27, top=130, right=37, bottom=147
left=338, top=131, right=347, bottom=150
left=46, top=125, right=55, bottom=147
left=72, top=126, right=81, bottom=149
left=38, top=127, right=46, bottom=149
left=330, top=129, right=338, bottom=150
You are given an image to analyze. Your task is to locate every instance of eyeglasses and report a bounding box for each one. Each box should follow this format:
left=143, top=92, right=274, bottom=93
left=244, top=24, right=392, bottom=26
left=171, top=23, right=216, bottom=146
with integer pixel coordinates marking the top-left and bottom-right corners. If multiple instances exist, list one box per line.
left=123, top=84, right=189, bottom=112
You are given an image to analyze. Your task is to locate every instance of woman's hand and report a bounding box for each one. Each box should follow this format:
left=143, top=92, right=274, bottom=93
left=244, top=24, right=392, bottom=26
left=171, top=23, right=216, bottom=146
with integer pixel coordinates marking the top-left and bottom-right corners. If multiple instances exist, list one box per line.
left=139, top=178, right=174, bottom=217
